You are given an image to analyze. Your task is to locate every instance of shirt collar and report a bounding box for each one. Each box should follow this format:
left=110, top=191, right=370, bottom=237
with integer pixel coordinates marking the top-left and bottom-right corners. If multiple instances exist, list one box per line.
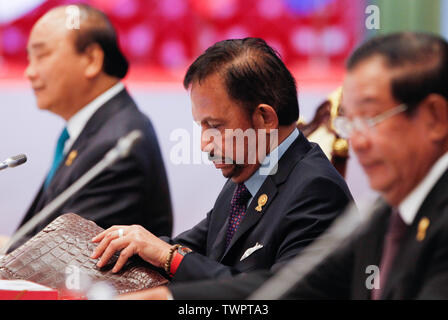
left=398, top=151, right=448, bottom=225
left=244, top=128, right=299, bottom=198
left=64, top=82, right=124, bottom=153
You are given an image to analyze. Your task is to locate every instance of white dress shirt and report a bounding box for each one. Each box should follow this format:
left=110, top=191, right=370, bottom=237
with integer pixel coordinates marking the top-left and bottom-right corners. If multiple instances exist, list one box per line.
left=63, top=82, right=125, bottom=154
left=399, top=151, right=448, bottom=225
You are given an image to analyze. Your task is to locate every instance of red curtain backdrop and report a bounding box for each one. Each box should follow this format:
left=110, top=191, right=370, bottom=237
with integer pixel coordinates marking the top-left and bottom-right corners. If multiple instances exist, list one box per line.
left=0, top=0, right=364, bottom=83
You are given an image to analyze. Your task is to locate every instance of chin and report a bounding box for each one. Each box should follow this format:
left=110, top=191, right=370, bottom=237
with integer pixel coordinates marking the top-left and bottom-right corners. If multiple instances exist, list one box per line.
left=219, top=165, right=240, bottom=180
left=368, top=176, right=397, bottom=197
left=368, top=177, right=387, bottom=191
left=230, top=176, right=245, bottom=184
left=365, top=166, right=390, bottom=189
left=380, top=188, right=403, bottom=207
left=228, top=166, right=251, bottom=184
left=221, top=166, right=236, bottom=178
left=36, top=100, right=52, bottom=111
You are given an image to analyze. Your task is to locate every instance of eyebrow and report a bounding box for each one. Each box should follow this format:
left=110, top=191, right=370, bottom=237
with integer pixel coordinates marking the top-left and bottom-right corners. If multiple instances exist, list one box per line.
left=359, top=97, right=380, bottom=104
left=200, top=117, right=222, bottom=124
left=340, top=96, right=381, bottom=109
left=26, top=42, right=47, bottom=53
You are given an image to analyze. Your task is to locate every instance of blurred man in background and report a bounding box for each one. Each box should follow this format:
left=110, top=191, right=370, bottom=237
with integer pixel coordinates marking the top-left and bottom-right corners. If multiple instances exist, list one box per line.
left=117, top=31, right=448, bottom=300
left=0, top=4, right=173, bottom=252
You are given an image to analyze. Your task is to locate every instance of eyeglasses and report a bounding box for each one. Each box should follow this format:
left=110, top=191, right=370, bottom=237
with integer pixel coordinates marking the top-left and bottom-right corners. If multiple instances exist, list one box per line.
left=334, top=103, right=408, bottom=139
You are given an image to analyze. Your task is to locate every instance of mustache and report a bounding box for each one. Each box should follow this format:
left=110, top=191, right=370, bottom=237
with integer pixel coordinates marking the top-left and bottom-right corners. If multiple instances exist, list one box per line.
left=207, top=152, right=235, bottom=164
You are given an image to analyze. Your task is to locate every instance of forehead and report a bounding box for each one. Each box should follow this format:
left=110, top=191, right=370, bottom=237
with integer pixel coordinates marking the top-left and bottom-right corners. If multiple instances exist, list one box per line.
left=28, top=10, right=73, bottom=50
left=342, top=56, right=397, bottom=113
left=190, top=73, right=245, bottom=122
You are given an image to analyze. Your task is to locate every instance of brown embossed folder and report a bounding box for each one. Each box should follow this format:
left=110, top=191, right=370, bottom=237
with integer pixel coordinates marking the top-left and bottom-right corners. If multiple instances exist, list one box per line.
left=0, top=213, right=168, bottom=298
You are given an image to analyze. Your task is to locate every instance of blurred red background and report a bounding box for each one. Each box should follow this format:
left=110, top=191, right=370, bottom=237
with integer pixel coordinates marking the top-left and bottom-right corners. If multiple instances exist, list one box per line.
left=0, top=0, right=365, bottom=85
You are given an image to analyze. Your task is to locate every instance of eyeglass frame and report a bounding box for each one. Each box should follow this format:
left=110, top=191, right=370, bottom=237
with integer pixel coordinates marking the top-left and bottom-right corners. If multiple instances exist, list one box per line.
left=333, top=103, right=408, bottom=139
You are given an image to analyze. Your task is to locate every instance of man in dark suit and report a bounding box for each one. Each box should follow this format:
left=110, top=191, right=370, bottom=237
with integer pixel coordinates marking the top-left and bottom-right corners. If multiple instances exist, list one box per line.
left=131, top=32, right=448, bottom=300
left=90, top=38, right=352, bottom=294
left=1, top=5, right=172, bottom=252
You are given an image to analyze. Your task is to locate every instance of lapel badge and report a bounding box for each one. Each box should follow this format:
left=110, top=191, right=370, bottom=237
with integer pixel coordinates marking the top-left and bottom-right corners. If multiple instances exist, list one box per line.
left=255, top=194, right=268, bottom=212
left=416, top=217, right=430, bottom=242
left=65, top=150, right=78, bottom=166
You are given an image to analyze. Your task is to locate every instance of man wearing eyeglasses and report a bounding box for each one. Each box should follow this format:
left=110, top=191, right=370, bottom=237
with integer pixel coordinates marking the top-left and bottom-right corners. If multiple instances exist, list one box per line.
left=117, top=31, right=448, bottom=300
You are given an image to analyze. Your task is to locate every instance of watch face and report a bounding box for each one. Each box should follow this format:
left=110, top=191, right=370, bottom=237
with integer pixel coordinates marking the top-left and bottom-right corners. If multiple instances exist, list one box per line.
left=178, top=246, right=192, bottom=256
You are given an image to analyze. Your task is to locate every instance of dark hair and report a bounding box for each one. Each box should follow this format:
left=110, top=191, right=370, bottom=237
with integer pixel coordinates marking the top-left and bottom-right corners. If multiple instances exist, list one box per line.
left=183, top=38, right=299, bottom=126
left=347, top=32, right=448, bottom=114
left=71, top=4, right=128, bottom=79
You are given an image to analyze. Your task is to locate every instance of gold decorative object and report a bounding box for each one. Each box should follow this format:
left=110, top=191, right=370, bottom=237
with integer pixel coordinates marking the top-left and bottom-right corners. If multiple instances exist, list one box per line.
left=65, top=150, right=78, bottom=166
left=416, top=217, right=430, bottom=242
left=255, top=194, right=268, bottom=212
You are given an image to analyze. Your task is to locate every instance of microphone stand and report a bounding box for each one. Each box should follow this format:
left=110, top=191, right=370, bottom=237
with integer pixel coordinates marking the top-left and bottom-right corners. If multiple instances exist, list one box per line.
left=0, top=130, right=142, bottom=256
left=247, top=198, right=385, bottom=300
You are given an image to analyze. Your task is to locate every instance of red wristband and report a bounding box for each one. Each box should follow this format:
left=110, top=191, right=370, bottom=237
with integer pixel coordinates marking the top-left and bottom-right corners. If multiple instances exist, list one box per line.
left=169, top=251, right=184, bottom=276
left=169, top=246, right=192, bottom=277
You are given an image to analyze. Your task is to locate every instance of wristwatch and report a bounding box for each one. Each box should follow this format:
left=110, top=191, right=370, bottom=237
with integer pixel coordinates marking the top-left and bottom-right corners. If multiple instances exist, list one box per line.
left=177, top=245, right=192, bottom=256
left=169, top=245, right=192, bottom=276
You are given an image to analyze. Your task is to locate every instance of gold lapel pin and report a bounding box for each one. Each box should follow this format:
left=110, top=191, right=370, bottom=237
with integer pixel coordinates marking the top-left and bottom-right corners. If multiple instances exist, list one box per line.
left=255, top=194, right=268, bottom=212
left=65, top=150, right=78, bottom=166
left=416, top=217, right=430, bottom=242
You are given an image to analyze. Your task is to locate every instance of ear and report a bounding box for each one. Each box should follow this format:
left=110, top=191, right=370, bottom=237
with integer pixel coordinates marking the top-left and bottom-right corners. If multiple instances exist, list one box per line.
left=83, top=43, right=104, bottom=79
left=252, top=103, right=279, bottom=132
left=421, top=94, right=448, bottom=143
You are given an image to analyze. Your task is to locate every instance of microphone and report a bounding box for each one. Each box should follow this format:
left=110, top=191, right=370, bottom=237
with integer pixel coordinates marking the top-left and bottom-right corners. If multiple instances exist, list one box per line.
left=0, top=130, right=142, bottom=255
left=0, top=154, right=27, bottom=171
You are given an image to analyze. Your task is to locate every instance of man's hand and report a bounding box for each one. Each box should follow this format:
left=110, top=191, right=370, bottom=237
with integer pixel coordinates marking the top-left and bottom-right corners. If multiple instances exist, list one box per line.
left=90, top=225, right=172, bottom=273
left=115, top=286, right=172, bottom=300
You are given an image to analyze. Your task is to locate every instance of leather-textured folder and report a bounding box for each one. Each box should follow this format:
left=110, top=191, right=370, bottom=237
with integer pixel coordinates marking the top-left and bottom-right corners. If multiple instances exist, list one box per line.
left=0, top=213, right=168, bottom=296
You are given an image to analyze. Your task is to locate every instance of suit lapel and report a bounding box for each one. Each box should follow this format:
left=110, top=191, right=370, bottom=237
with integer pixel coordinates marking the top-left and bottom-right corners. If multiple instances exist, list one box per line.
left=25, top=89, right=131, bottom=220
left=45, top=89, right=130, bottom=192
left=381, top=169, right=448, bottom=299
left=354, top=201, right=391, bottom=299
left=67, top=89, right=129, bottom=153
left=217, top=133, right=311, bottom=261
left=208, top=182, right=234, bottom=261
left=220, top=176, right=278, bottom=261
left=380, top=216, right=427, bottom=299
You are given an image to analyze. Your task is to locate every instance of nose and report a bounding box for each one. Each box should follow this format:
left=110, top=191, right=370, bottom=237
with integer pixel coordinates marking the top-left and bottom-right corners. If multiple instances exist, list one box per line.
left=349, top=130, right=371, bottom=154
left=201, top=128, right=214, bottom=154
left=24, top=60, right=37, bottom=80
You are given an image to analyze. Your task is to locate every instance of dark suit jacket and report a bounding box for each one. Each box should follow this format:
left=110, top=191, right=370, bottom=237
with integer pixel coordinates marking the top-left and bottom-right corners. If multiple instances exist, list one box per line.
left=162, top=132, right=352, bottom=285
left=170, top=168, right=448, bottom=300
left=11, top=88, right=173, bottom=251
